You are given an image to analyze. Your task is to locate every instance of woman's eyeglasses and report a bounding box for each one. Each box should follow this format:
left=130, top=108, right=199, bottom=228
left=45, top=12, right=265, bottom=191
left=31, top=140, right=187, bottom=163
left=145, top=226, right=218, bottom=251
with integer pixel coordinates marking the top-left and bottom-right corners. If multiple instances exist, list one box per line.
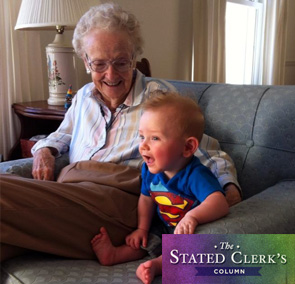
left=85, top=54, right=133, bottom=73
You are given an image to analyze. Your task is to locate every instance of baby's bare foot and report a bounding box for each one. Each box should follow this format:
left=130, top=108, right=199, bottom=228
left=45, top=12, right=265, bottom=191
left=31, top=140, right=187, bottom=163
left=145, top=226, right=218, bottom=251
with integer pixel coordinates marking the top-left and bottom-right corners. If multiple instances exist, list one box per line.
left=91, top=227, right=117, bottom=266
left=136, top=257, right=162, bottom=284
left=136, top=260, right=154, bottom=284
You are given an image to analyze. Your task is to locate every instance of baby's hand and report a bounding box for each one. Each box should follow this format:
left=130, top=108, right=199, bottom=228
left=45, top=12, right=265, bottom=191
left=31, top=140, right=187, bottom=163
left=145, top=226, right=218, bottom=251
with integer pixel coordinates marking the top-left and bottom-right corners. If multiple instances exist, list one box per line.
left=126, top=228, right=148, bottom=249
left=174, top=215, right=198, bottom=234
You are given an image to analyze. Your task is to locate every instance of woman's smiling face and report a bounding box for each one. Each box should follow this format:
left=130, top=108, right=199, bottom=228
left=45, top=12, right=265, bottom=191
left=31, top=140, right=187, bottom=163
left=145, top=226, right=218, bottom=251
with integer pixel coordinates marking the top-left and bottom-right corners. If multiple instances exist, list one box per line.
left=83, top=29, right=135, bottom=109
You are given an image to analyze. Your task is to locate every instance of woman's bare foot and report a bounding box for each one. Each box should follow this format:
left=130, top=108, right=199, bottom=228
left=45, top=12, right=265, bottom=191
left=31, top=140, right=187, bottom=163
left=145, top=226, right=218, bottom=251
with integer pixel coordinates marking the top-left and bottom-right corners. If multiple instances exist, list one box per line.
left=91, top=227, right=118, bottom=266
left=136, top=256, right=162, bottom=284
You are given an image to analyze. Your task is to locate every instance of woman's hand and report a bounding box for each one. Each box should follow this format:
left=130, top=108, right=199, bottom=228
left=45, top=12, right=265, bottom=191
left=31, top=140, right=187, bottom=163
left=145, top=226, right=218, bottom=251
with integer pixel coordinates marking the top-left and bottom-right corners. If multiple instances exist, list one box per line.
left=224, top=183, right=242, bottom=206
left=125, top=228, right=148, bottom=250
left=32, top=148, right=56, bottom=180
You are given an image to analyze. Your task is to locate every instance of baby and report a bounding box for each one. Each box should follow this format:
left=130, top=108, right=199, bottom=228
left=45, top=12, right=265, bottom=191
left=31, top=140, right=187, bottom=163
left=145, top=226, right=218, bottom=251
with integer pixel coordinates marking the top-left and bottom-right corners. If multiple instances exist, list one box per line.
left=91, top=91, right=229, bottom=284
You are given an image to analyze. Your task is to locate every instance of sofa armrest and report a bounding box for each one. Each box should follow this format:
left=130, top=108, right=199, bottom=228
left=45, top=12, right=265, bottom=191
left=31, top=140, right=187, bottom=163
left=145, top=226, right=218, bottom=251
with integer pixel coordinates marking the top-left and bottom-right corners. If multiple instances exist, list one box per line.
left=0, top=153, right=69, bottom=179
left=195, top=180, right=295, bottom=234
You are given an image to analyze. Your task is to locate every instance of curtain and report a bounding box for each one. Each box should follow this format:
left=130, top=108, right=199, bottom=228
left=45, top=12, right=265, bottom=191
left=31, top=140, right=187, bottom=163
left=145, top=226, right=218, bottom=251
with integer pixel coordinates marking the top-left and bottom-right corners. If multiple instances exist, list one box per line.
left=192, top=0, right=226, bottom=83
left=262, top=0, right=288, bottom=85
left=0, top=0, right=46, bottom=160
left=192, top=0, right=288, bottom=85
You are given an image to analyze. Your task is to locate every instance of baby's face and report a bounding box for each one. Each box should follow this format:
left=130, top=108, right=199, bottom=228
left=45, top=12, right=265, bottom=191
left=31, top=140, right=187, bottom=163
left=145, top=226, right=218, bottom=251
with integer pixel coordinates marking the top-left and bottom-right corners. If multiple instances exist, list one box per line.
left=139, top=108, right=186, bottom=179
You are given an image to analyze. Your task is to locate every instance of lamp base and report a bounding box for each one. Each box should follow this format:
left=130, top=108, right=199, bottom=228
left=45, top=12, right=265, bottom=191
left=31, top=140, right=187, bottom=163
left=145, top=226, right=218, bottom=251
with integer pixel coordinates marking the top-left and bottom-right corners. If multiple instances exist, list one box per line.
left=47, top=93, right=70, bottom=106
left=46, top=42, right=77, bottom=106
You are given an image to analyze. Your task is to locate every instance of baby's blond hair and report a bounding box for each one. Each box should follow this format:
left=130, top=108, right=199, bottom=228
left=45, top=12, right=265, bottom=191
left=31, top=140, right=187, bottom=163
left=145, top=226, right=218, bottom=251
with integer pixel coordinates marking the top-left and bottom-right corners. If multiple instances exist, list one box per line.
left=143, top=90, right=205, bottom=142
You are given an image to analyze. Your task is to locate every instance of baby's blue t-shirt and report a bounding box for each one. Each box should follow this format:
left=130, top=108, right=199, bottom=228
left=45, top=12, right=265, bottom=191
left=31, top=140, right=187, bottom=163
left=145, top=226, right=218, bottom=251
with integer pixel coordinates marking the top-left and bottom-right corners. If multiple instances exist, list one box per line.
left=141, top=156, right=225, bottom=226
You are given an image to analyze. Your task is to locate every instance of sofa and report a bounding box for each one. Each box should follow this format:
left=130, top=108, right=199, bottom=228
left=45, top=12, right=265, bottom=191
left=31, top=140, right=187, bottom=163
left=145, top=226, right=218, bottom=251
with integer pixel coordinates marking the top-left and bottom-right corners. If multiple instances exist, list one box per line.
left=1, top=79, right=295, bottom=284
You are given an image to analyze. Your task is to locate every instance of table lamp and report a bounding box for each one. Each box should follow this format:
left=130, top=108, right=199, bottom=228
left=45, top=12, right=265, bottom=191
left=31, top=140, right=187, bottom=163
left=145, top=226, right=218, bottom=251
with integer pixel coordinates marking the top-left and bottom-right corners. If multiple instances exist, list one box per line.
left=15, top=0, right=98, bottom=105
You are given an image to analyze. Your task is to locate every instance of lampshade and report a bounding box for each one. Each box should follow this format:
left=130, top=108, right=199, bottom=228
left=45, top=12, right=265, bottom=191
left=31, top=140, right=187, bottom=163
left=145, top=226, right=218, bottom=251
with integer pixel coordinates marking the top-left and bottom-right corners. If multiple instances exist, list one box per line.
left=15, top=0, right=98, bottom=106
left=15, top=0, right=97, bottom=30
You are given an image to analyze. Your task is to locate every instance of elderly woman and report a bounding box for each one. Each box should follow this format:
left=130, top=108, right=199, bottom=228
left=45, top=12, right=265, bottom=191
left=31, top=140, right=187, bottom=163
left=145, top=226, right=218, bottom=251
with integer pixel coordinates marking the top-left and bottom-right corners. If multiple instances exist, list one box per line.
left=0, top=3, right=241, bottom=262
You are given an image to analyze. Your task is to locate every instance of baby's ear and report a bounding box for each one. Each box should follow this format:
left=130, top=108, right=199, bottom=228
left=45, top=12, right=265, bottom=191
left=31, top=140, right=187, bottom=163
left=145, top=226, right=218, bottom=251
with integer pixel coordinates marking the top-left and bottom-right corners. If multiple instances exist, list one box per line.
left=183, top=137, right=199, bottom=157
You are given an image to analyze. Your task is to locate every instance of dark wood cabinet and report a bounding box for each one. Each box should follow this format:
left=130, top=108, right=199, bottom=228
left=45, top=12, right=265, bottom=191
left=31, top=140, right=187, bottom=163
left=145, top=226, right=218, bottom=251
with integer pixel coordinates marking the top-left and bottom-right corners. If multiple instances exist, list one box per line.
left=9, top=101, right=66, bottom=160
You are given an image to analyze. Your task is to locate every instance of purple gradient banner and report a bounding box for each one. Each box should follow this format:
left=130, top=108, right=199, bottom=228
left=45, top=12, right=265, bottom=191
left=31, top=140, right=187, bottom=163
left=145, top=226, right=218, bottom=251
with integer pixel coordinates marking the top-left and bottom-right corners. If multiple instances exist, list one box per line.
left=162, top=234, right=295, bottom=284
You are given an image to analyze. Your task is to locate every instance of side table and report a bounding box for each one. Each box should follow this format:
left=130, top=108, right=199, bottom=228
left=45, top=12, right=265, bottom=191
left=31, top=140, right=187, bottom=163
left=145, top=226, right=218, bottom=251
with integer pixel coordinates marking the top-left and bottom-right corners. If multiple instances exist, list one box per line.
left=8, top=101, right=66, bottom=160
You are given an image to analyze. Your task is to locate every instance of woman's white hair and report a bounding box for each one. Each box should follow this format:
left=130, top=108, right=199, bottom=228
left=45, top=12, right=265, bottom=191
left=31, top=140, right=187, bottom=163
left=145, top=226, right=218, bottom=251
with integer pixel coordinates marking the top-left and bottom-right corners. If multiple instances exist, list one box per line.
left=72, top=2, right=144, bottom=58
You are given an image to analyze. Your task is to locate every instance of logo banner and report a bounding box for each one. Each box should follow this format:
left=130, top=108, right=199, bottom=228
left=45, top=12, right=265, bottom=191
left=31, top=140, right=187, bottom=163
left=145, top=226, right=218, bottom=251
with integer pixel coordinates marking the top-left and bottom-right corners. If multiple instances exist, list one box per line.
left=162, top=234, right=295, bottom=284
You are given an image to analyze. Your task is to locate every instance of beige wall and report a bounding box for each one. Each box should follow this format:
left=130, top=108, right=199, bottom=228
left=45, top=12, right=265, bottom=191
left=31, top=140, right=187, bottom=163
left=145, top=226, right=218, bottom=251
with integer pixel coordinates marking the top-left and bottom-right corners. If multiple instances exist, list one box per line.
left=39, top=0, right=295, bottom=91
left=114, top=0, right=193, bottom=81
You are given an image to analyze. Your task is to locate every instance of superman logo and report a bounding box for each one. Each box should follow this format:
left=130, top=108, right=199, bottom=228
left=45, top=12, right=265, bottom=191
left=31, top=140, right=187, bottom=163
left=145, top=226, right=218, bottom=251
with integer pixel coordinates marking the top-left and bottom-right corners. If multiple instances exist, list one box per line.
left=150, top=191, right=194, bottom=226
